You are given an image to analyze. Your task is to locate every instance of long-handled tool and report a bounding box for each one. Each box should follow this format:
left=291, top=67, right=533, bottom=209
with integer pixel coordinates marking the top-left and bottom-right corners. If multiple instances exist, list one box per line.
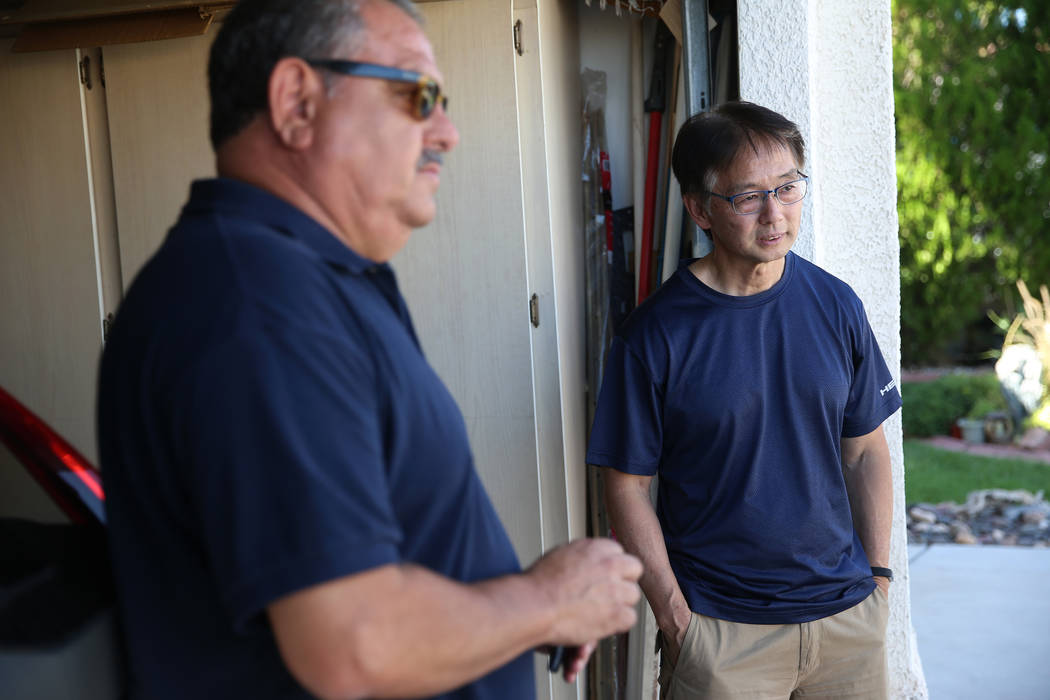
left=637, top=22, right=672, bottom=304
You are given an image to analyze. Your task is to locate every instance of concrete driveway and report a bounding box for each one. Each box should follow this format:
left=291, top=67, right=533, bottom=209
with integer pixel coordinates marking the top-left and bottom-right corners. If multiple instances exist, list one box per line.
left=908, top=544, right=1050, bottom=699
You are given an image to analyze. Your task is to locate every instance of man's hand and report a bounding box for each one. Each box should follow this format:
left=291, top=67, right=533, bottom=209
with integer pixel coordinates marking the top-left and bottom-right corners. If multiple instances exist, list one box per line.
left=659, top=597, right=693, bottom=667
left=269, top=543, right=640, bottom=700
left=602, top=469, right=694, bottom=668
left=873, top=575, right=891, bottom=596
left=559, top=641, right=596, bottom=684
left=526, top=538, right=643, bottom=646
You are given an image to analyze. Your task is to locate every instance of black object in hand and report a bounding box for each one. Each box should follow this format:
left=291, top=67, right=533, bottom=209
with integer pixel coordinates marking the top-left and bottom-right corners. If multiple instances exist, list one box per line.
left=548, top=645, right=565, bottom=673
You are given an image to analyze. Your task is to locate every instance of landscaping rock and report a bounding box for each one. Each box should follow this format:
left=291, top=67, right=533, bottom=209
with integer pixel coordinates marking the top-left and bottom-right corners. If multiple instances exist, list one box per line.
left=908, top=505, right=938, bottom=524
left=1019, top=505, right=1049, bottom=526
left=1018, top=427, right=1050, bottom=451
left=951, top=522, right=977, bottom=545
left=907, top=489, right=1050, bottom=547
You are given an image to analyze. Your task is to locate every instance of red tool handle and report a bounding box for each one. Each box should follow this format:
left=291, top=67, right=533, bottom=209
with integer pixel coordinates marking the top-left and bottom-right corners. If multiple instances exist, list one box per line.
left=637, top=112, right=662, bottom=304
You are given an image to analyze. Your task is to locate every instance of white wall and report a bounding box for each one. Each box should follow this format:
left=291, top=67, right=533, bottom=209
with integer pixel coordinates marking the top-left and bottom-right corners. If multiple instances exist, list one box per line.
left=739, top=1, right=926, bottom=697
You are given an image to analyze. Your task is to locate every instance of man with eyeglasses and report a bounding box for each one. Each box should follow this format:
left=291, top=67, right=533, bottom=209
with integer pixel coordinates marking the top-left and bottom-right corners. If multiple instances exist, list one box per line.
left=97, top=1, right=642, bottom=699
left=587, top=102, right=901, bottom=699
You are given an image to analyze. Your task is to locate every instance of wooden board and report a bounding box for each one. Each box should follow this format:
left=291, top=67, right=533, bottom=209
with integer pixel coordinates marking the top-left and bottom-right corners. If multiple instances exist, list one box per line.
left=0, top=1, right=230, bottom=24
left=13, top=9, right=212, bottom=52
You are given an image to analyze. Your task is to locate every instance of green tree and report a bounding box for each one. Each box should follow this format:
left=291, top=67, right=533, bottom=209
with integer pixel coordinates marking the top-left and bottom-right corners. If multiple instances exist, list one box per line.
left=893, top=1, right=1049, bottom=366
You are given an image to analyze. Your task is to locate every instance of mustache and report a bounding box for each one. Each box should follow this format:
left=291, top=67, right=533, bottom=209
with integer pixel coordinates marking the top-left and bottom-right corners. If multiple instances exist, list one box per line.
left=418, top=150, right=443, bottom=169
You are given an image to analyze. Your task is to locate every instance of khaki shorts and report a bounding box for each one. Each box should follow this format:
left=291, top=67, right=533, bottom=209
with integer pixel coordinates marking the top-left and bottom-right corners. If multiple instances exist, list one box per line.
left=660, top=588, right=889, bottom=699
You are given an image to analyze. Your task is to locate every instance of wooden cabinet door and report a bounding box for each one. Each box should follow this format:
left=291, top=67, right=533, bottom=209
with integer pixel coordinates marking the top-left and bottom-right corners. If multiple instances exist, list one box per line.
left=397, top=3, right=582, bottom=696
left=400, top=0, right=545, bottom=565
left=0, top=42, right=103, bottom=520
left=102, top=32, right=215, bottom=287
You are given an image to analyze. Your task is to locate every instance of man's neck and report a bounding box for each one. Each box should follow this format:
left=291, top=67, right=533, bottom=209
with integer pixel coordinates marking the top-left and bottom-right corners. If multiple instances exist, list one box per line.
left=688, top=252, right=787, bottom=297
left=216, top=130, right=393, bottom=263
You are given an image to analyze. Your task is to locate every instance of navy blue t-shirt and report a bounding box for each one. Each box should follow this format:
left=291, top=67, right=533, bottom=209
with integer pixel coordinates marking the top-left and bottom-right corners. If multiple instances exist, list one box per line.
left=98, top=179, right=534, bottom=699
left=587, top=252, right=902, bottom=624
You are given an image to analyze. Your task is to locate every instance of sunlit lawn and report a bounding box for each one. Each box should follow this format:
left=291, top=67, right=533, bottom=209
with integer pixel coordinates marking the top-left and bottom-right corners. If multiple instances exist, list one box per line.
left=903, top=440, right=1050, bottom=505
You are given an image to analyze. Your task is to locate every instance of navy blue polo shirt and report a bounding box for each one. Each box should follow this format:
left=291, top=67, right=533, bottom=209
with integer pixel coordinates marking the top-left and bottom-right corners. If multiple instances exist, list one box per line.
left=98, top=178, right=533, bottom=699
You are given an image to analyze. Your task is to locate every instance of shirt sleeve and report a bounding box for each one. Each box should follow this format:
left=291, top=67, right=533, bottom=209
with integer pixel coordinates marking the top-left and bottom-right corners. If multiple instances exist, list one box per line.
left=586, top=336, right=664, bottom=474
left=841, top=307, right=903, bottom=438
left=172, top=318, right=402, bottom=631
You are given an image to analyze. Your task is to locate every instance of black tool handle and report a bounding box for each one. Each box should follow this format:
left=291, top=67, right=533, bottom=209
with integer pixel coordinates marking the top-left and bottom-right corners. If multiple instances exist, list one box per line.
left=548, top=645, right=567, bottom=673
left=644, top=22, right=672, bottom=113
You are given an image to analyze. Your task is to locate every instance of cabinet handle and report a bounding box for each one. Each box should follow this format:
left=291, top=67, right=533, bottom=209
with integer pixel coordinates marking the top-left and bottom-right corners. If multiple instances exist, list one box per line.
left=513, top=19, right=524, bottom=56
left=79, top=55, right=92, bottom=90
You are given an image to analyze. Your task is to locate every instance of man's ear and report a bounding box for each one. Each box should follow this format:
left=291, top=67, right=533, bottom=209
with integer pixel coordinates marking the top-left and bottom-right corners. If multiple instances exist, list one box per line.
left=267, top=57, right=323, bottom=150
left=683, top=193, right=713, bottom=230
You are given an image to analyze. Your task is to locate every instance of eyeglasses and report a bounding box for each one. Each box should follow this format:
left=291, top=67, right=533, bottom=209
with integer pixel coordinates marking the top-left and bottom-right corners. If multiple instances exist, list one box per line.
left=708, top=173, right=809, bottom=215
left=305, top=59, right=448, bottom=120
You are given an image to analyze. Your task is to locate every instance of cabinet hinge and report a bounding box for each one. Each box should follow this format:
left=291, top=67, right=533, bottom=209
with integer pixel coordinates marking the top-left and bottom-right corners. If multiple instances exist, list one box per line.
left=79, top=55, right=92, bottom=90
left=103, top=312, right=114, bottom=343
left=513, top=19, right=524, bottom=56
left=529, top=293, right=540, bottom=328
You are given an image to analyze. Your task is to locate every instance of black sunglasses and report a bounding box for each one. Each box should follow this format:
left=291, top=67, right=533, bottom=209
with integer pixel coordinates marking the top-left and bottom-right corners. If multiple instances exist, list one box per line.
left=306, top=59, right=448, bottom=120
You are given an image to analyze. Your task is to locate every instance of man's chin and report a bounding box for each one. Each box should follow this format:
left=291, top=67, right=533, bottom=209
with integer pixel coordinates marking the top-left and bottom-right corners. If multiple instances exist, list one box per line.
left=757, top=235, right=795, bottom=260
left=404, top=200, right=438, bottom=230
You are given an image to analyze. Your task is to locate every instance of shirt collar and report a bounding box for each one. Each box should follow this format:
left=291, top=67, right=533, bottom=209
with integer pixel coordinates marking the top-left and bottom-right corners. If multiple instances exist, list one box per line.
left=182, top=178, right=383, bottom=275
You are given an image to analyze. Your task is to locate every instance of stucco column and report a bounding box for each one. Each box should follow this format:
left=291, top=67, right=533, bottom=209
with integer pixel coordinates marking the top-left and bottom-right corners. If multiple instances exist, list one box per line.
left=738, top=1, right=928, bottom=697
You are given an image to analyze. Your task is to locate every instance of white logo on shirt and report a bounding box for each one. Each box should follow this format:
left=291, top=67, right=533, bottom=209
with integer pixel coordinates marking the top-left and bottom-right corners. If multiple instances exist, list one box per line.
left=879, top=379, right=897, bottom=397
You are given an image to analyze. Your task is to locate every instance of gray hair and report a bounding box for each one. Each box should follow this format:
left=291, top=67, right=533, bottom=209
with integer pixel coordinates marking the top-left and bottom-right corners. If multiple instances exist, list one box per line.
left=208, top=0, right=422, bottom=149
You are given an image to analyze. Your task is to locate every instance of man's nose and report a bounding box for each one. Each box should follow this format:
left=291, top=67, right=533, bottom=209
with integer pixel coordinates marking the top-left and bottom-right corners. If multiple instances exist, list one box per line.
left=427, top=104, right=459, bottom=152
left=758, top=192, right=786, bottom=221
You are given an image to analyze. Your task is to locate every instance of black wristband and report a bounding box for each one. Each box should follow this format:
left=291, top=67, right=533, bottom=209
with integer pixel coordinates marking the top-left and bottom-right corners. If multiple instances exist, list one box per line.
left=871, top=566, right=893, bottom=581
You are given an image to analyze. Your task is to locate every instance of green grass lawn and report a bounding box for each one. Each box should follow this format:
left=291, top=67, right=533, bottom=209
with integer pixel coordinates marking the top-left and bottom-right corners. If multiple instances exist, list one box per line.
left=903, top=440, right=1050, bottom=505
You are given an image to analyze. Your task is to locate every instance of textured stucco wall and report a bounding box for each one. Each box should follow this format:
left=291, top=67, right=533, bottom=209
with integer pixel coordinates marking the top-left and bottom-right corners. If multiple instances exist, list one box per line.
left=739, top=1, right=928, bottom=698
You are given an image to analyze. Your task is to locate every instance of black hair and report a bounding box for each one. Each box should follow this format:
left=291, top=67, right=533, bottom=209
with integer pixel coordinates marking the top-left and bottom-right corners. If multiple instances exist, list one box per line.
left=671, top=101, right=806, bottom=201
left=207, top=0, right=420, bottom=149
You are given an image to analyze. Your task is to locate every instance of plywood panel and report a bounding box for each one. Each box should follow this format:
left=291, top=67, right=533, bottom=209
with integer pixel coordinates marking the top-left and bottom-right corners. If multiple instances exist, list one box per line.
left=396, top=0, right=544, bottom=570
left=0, top=41, right=104, bottom=519
left=103, top=31, right=215, bottom=286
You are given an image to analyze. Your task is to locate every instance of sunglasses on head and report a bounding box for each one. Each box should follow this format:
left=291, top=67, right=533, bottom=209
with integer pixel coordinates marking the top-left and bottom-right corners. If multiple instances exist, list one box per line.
left=305, top=59, right=448, bottom=120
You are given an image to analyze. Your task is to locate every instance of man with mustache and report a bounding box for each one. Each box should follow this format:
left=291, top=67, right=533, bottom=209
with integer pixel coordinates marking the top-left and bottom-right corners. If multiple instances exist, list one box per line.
left=97, top=1, right=641, bottom=698
left=588, top=102, right=901, bottom=699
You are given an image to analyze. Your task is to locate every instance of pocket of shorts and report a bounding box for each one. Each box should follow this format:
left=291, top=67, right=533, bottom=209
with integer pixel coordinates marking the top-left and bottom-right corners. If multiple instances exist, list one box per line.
left=679, top=612, right=700, bottom=660
left=871, top=585, right=890, bottom=629
left=661, top=613, right=697, bottom=675
left=665, top=614, right=706, bottom=697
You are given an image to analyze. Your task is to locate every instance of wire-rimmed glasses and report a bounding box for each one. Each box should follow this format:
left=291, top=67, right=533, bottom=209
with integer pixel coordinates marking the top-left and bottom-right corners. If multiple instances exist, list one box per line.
left=708, top=173, right=810, bottom=215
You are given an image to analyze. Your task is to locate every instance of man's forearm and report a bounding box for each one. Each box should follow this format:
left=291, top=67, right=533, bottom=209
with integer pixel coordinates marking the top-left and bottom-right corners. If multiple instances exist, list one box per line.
left=269, top=538, right=641, bottom=699
left=603, top=470, right=691, bottom=635
left=842, top=427, right=893, bottom=569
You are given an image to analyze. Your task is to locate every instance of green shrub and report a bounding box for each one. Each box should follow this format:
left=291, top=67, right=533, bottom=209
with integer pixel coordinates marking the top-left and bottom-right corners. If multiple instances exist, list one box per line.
left=893, top=2, right=1050, bottom=367
left=901, top=373, right=1009, bottom=438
